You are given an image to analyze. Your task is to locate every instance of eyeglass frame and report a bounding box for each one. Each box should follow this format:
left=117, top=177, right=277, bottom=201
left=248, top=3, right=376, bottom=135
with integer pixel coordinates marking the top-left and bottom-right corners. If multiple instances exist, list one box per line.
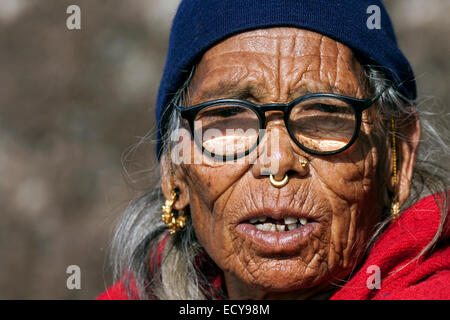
left=173, top=88, right=387, bottom=161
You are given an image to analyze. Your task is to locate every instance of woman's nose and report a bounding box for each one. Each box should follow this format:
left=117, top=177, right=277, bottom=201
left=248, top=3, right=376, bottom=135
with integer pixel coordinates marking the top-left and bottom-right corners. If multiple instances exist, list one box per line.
left=251, top=121, right=309, bottom=181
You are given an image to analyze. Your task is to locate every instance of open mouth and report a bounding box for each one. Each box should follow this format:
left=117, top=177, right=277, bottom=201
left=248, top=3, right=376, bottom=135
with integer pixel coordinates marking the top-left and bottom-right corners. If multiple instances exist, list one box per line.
left=235, top=213, right=320, bottom=254
left=247, top=216, right=309, bottom=232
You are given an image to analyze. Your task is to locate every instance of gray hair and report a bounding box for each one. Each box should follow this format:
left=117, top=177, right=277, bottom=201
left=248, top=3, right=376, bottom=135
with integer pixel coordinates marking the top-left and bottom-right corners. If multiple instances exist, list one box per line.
left=109, top=65, right=449, bottom=299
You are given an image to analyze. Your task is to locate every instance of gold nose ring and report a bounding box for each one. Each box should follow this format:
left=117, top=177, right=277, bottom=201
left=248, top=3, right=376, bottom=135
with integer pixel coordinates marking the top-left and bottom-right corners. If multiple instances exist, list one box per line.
left=269, top=174, right=289, bottom=188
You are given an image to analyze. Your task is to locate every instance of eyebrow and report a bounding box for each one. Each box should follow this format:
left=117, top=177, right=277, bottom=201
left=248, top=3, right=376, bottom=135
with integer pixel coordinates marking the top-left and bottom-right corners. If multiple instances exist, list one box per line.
left=195, top=82, right=351, bottom=103
left=196, top=85, right=258, bottom=101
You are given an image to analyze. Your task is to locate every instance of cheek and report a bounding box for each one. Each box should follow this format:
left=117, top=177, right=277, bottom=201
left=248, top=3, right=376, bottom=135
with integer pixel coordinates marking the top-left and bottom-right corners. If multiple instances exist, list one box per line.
left=190, top=191, right=248, bottom=283
left=182, top=138, right=257, bottom=206
left=314, top=128, right=383, bottom=203
left=184, top=161, right=251, bottom=269
left=311, top=138, right=386, bottom=274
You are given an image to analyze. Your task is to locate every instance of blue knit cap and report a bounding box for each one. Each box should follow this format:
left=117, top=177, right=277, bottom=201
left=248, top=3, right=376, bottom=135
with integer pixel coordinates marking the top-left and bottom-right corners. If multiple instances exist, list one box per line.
left=155, top=0, right=416, bottom=158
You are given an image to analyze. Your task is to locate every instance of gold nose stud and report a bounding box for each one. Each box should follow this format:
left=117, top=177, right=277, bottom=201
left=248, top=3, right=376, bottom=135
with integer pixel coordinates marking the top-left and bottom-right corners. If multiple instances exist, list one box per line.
left=300, top=159, right=308, bottom=168
left=269, top=174, right=289, bottom=188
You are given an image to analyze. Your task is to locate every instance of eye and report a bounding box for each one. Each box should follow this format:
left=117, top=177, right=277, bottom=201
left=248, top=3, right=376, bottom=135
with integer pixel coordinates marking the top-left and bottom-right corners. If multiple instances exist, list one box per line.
left=207, top=106, right=245, bottom=118
left=311, top=103, right=351, bottom=114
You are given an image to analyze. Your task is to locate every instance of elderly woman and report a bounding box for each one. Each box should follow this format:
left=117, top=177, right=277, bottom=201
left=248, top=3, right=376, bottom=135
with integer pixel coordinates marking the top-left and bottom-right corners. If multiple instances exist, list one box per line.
left=98, top=0, right=449, bottom=300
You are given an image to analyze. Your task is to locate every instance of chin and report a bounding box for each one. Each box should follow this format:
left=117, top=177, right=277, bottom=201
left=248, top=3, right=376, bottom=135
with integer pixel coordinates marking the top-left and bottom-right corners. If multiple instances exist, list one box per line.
left=237, top=257, right=325, bottom=292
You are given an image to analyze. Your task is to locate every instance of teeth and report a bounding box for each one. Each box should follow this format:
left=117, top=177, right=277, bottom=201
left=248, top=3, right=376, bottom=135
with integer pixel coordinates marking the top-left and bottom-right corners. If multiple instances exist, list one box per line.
left=263, top=223, right=273, bottom=231
left=251, top=217, right=309, bottom=230
left=255, top=222, right=299, bottom=232
left=287, top=223, right=298, bottom=231
left=250, top=217, right=267, bottom=224
left=284, top=217, right=297, bottom=224
left=258, top=223, right=273, bottom=231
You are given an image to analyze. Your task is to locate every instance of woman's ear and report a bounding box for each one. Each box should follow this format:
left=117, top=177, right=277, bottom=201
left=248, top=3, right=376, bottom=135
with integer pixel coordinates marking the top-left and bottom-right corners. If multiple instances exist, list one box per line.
left=395, top=109, right=421, bottom=207
left=160, top=152, right=190, bottom=211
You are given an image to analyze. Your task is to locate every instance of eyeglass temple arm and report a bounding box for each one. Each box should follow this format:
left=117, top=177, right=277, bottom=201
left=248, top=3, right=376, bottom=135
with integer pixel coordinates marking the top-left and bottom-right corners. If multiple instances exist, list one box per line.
left=360, top=85, right=389, bottom=111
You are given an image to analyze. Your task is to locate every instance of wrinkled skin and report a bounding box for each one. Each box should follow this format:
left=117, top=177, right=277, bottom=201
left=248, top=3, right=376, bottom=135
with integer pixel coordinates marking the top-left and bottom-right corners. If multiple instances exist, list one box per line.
left=161, top=28, right=420, bottom=299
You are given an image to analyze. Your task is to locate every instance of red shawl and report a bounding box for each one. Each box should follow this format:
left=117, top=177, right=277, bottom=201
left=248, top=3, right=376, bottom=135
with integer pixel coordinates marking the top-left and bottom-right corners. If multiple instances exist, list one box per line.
left=97, top=193, right=450, bottom=300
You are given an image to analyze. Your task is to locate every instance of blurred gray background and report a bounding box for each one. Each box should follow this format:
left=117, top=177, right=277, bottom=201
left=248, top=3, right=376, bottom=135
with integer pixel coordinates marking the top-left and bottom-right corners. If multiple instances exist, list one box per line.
left=0, top=0, right=448, bottom=299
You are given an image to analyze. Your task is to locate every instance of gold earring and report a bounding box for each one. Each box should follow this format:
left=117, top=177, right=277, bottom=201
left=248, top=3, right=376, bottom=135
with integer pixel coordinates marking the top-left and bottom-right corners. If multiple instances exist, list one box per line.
left=162, top=190, right=186, bottom=234
left=161, top=148, right=186, bottom=234
left=390, top=118, right=400, bottom=220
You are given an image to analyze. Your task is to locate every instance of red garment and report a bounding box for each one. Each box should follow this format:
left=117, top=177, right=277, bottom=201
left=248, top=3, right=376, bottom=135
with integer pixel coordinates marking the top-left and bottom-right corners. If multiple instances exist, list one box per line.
left=330, top=193, right=450, bottom=300
left=97, top=193, right=450, bottom=300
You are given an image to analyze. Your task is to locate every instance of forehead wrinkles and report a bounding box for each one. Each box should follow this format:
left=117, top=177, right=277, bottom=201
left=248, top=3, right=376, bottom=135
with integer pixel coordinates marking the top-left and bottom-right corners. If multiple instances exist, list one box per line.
left=205, top=28, right=327, bottom=57
left=191, top=28, right=365, bottom=102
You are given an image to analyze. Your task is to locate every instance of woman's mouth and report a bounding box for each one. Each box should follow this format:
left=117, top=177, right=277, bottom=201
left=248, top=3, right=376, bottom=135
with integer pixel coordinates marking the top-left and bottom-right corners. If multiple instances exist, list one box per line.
left=248, top=216, right=309, bottom=231
left=235, top=214, right=321, bottom=255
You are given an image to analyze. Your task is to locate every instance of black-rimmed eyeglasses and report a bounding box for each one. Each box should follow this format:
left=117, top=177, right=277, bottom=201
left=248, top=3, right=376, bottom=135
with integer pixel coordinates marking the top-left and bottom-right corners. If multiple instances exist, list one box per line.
left=174, top=89, right=386, bottom=161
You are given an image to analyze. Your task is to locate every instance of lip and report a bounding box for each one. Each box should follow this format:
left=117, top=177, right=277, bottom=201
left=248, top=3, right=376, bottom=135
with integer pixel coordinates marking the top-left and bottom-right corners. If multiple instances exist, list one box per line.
left=235, top=218, right=321, bottom=255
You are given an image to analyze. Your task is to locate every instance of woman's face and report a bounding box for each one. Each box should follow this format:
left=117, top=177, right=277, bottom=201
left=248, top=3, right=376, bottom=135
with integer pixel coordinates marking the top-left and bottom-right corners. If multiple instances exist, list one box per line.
left=170, top=28, right=390, bottom=298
